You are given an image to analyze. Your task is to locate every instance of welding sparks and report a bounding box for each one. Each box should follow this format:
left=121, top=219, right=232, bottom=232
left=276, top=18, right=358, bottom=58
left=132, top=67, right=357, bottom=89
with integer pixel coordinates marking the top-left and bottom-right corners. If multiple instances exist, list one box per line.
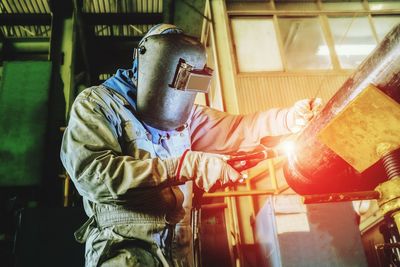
left=239, top=172, right=248, bottom=183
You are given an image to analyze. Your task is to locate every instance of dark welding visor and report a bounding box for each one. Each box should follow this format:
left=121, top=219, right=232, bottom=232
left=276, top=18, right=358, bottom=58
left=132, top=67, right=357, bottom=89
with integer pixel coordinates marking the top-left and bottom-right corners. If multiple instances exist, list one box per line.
left=170, top=59, right=213, bottom=93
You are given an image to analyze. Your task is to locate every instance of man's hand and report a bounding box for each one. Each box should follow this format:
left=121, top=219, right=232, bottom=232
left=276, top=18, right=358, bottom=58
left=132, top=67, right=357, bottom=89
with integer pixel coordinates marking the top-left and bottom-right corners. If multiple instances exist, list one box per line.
left=176, top=151, right=242, bottom=192
left=287, top=98, right=323, bottom=133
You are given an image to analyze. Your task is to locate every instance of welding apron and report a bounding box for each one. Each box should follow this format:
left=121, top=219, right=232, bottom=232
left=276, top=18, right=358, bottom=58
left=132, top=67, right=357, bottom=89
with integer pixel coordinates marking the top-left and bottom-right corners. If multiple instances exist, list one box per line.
left=74, top=88, right=194, bottom=267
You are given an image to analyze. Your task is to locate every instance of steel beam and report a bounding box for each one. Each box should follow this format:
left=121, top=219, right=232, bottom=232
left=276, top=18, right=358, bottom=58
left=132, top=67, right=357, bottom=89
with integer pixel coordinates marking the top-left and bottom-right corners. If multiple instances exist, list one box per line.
left=92, top=36, right=141, bottom=43
left=210, top=0, right=239, bottom=114
left=73, top=0, right=91, bottom=84
left=82, top=13, right=163, bottom=25
left=43, top=0, right=70, bottom=206
left=163, top=0, right=175, bottom=24
left=0, top=14, right=51, bottom=26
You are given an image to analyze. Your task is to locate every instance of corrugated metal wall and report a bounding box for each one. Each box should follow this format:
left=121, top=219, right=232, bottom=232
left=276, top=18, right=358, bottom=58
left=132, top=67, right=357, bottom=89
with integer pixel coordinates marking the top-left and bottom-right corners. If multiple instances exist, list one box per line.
left=0, top=0, right=51, bottom=38
left=236, top=73, right=351, bottom=114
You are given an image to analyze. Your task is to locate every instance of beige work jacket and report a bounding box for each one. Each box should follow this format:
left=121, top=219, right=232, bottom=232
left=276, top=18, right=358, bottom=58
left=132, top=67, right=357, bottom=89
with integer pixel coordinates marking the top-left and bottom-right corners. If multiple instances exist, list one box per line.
left=60, top=85, right=292, bottom=266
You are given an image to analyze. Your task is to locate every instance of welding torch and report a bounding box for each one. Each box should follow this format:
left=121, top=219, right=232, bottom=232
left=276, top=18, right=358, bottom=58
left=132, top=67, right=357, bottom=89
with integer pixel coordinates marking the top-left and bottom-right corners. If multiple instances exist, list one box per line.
left=227, top=149, right=278, bottom=172
left=226, top=98, right=320, bottom=175
left=226, top=134, right=298, bottom=178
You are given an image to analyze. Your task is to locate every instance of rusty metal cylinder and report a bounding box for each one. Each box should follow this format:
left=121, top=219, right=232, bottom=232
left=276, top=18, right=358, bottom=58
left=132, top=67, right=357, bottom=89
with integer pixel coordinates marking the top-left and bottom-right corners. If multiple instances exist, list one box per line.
left=284, top=24, right=400, bottom=195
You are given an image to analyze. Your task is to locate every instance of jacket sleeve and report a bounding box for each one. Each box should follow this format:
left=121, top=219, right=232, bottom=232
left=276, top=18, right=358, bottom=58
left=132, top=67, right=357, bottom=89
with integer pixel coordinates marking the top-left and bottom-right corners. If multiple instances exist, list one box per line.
left=60, top=93, right=179, bottom=205
left=189, top=105, right=293, bottom=154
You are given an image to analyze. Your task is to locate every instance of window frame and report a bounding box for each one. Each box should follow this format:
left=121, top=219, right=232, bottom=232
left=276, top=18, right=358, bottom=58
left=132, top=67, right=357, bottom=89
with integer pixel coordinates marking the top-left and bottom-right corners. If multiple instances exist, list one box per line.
left=226, top=0, right=400, bottom=74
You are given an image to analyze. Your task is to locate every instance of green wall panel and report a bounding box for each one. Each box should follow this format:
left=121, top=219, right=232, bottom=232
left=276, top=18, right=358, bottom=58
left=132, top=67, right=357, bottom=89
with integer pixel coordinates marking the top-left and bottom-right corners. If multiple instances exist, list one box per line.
left=0, top=61, right=52, bottom=186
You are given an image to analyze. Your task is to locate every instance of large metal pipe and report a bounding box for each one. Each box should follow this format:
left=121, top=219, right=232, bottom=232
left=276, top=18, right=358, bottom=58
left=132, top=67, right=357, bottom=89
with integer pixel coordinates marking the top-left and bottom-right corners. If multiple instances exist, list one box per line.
left=284, top=23, right=400, bottom=195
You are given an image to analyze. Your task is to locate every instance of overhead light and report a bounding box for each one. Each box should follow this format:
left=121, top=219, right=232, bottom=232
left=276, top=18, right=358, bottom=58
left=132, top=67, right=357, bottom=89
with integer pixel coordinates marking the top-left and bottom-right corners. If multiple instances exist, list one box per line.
left=317, top=44, right=376, bottom=56
left=370, top=4, right=383, bottom=11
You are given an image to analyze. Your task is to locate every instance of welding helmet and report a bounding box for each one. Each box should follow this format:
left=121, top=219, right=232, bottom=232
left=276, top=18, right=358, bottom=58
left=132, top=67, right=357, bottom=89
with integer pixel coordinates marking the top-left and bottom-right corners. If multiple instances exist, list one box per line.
left=134, top=24, right=213, bottom=130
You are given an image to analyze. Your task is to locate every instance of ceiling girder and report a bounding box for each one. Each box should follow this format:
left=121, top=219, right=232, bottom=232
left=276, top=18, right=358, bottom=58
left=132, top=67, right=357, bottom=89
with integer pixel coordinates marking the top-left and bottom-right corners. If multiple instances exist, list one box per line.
left=0, top=0, right=168, bottom=80
left=0, top=14, right=51, bottom=26
left=82, top=13, right=163, bottom=25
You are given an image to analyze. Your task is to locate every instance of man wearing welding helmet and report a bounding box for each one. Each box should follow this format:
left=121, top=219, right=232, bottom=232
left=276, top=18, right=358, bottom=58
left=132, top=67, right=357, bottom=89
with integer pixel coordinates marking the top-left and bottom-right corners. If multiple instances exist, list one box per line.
left=61, top=24, right=321, bottom=267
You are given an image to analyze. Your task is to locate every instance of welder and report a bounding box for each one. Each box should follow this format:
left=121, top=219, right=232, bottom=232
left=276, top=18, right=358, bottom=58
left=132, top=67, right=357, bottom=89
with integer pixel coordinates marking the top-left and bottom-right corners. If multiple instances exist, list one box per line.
left=60, top=24, right=321, bottom=267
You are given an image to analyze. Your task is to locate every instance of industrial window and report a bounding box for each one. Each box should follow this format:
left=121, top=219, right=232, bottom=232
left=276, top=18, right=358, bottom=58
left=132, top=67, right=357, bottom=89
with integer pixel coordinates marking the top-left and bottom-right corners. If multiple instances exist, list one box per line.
left=369, top=1, right=400, bottom=11
left=278, top=17, right=332, bottom=70
left=321, top=0, right=364, bottom=11
left=228, top=1, right=400, bottom=72
left=372, top=15, right=400, bottom=41
left=328, top=16, right=377, bottom=69
left=275, top=0, right=318, bottom=11
left=231, top=17, right=283, bottom=72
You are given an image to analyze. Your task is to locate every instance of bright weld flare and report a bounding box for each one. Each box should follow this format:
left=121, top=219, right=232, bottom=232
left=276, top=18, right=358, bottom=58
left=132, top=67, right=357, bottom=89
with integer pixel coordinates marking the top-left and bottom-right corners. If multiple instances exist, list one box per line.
left=280, top=140, right=296, bottom=156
